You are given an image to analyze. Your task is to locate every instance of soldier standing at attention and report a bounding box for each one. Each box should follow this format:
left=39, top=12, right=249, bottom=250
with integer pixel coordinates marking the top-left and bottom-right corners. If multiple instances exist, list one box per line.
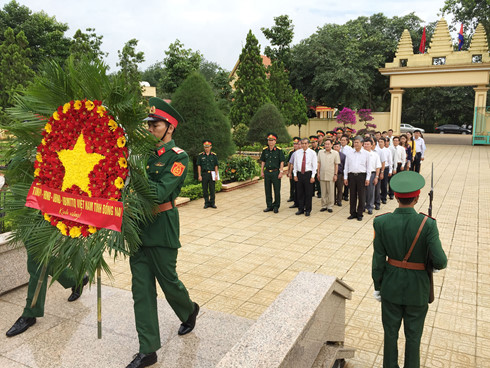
left=197, top=140, right=219, bottom=209
left=260, top=133, right=285, bottom=214
left=316, top=130, right=325, bottom=147
left=126, top=97, right=199, bottom=368
left=372, top=171, right=447, bottom=368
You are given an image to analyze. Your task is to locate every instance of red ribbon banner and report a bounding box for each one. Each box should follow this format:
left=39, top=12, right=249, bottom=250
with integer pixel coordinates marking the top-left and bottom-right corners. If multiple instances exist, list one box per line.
left=25, top=184, right=124, bottom=232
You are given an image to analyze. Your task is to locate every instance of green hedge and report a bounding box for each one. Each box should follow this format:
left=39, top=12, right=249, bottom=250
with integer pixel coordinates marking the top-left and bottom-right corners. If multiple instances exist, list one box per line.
left=180, top=181, right=222, bottom=200
left=220, top=155, right=260, bottom=182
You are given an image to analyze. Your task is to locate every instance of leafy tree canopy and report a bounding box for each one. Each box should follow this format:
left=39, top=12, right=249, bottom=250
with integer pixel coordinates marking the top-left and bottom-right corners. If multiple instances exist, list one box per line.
left=0, top=0, right=71, bottom=69
left=441, top=0, right=490, bottom=36
left=160, top=39, right=203, bottom=96
left=70, top=28, right=108, bottom=64
left=117, top=38, right=145, bottom=97
left=247, top=103, right=291, bottom=144
left=171, top=72, right=234, bottom=167
left=261, top=14, right=294, bottom=67
left=230, top=30, right=271, bottom=128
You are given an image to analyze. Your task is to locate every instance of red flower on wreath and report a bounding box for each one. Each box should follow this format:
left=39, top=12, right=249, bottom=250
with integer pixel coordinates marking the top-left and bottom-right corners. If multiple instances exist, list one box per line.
left=34, top=99, right=129, bottom=237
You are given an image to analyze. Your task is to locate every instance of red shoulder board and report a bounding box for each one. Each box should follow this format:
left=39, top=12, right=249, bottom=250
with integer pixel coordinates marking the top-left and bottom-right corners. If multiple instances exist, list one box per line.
left=419, top=212, right=436, bottom=220
left=172, top=147, right=184, bottom=154
left=375, top=212, right=391, bottom=218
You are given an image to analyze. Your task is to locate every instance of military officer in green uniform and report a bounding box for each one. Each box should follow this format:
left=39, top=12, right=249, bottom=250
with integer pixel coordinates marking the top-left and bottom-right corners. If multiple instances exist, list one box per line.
left=126, top=97, right=199, bottom=368
left=197, top=140, right=219, bottom=209
left=260, top=132, right=285, bottom=214
left=310, top=135, right=321, bottom=198
left=5, top=249, right=88, bottom=337
left=316, top=130, right=325, bottom=148
left=372, top=171, right=447, bottom=368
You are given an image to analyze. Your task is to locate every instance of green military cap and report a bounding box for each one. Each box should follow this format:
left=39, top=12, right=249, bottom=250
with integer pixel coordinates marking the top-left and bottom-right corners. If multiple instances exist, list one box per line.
left=145, top=97, right=184, bottom=128
left=316, top=130, right=325, bottom=137
left=292, top=136, right=301, bottom=143
left=202, top=140, right=212, bottom=146
left=390, top=171, right=425, bottom=198
left=267, top=132, right=278, bottom=140
left=309, top=135, right=318, bottom=142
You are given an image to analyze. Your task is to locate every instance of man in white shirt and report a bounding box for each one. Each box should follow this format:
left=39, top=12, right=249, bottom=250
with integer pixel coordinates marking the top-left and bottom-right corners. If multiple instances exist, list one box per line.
left=343, top=137, right=371, bottom=221
left=364, top=139, right=381, bottom=215
left=387, top=129, right=394, bottom=146
left=317, top=139, right=340, bottom=213
left=293, top=138, right=318, bottom=216
left=374, top=138, right=386, bottom=210
left=412, top=130, right=426, bottom=173
left=388, top=136, right=406, bottom=199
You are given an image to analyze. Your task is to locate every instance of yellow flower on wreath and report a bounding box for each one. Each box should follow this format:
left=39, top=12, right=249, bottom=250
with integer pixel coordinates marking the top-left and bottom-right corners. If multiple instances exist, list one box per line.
left=41, top=138, right=46, bottom=145
left=117, top=136, right=126, bottom=148
left=88, top=225, right=97, bottom=234
left=34, top=168, right=40, bottom=177
left=74, top=100, right=82, bottom=110
left=69, top=226, right=82, bottom=238
left=118, top=157, right=127, bottom=168
left=85, top=100, right=95, bottom=111
left=63, top=102, right=71, bottom=113
left=97, top=105, right=106, bottom=117
left=44, top=213, right=51, bottom=222
left=36, top=153, right=43, bottom=162
left=53, top=112, right=60, bottom=121
left=114, top=177, right=124, bottom=189
left=45, top=123, right=52, bottom=133
left=108, top=119, right=118, bottom=131
left=56, top=222, right=68, bottom=235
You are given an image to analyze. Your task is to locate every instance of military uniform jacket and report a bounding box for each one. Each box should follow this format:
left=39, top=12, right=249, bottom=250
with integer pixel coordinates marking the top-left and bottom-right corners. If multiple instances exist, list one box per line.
left=372, top=208, right=447, bottom=306
left=197, top=151, right=218, bottom=172
left=141, top=139, right=188, bottom=248
left=260, top=146, right=285, bottom=170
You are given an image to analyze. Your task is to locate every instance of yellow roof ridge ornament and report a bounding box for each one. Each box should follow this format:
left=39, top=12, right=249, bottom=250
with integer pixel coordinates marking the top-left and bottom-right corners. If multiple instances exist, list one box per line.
left=428, top=18, right=452, bottom=54
left=469, top=23, right=489, bottom=53
left=395, top=29, right=414, bottom=58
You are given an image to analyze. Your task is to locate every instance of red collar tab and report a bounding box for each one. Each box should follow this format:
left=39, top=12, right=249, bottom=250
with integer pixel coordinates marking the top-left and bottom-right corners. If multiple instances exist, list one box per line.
left=149, top=107, right=178, bottom=128
left=157, top=146, right=166, bottom=156
left=394, top=190, right=420, bottom=198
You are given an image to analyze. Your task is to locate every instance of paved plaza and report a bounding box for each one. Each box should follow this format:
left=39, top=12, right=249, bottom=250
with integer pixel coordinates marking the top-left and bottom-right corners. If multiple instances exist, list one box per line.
left=1, top=142, right=489, bottom=367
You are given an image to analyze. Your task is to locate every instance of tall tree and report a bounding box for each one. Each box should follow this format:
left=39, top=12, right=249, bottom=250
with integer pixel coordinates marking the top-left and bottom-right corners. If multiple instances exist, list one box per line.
left=290, top=89, right=308, bottom=136
left=141, top=61, right=165, bottom=97
left=69, top=28, right=107, bottom=64
left=117, top=38, right=145, bottom=97
left=230, top=30, right=270, bottom=128
left=441, top=0, right=490, bottom=36
left=0, top=1, right=71, bottom=69
left=161, top=39, right=202, bottom=96
left=199, top=59, right=233, bottom=115
left=261, top=14, right=294, bottom=68
left=171, top=72, right=234, bottom=177
left=267, top=60, right=297, bottom=126
left=247, top=103, right=291, bottom=144
left=0, top=27, right=35, bottom=123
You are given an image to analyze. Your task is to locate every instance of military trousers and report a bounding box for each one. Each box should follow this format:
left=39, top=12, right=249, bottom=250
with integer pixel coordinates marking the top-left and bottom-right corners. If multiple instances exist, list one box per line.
left=264, top=170, right=281, bottom=209
left=22, top=251, right=76, bottom=318
left=382, top=299, right=428, bottom=368
left=130, top=247, right=194, bottom=354
left=201, top=171, right=215, bottom=206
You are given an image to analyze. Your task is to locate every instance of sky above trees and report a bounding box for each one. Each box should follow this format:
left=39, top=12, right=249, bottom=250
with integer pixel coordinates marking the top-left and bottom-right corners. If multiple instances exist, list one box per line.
left=5, top=0, right=453, bottom=71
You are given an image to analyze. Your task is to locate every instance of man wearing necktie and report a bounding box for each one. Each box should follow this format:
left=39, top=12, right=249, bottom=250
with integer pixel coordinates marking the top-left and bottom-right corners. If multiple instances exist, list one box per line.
left=293, top=138, right=317, bottom=216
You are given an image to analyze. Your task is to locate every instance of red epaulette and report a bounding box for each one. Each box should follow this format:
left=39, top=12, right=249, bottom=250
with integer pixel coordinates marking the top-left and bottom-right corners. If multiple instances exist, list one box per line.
left=419, top=212, right=435, bottom=220
left=172, top=147, right=184, bottom=154
left=375, top=212, right=391, bottom=218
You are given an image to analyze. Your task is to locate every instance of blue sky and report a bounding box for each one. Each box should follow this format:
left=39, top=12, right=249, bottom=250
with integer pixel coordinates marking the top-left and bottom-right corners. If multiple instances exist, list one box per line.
left=2, top=0, right=452, bottom=72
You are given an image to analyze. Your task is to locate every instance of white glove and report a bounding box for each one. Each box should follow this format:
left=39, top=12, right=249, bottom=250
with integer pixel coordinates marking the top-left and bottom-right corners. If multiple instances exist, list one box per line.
left=373, top=290, right=381, bottom=302
left=433, top=269, right=440, bottom=273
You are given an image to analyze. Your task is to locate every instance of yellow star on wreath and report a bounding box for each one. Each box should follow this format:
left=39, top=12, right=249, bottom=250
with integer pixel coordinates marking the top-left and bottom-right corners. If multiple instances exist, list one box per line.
left=57, top=133, right=105, bottom=196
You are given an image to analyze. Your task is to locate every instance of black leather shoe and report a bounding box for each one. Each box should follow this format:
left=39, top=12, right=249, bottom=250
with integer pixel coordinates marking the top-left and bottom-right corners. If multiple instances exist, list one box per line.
left=343, top=197, right=348, bottom=201
left=381, top=200, right=387, bottom=204
left=327, top=209, right=333, bottom=213
left=295, top=210, right=304, bottom=215
left=368, top=210, right=373, bottom=215
left=204, top=204, right=209, bottom=209
left=375, top=205, right=380, bottom=210
left=126, top=352, right=157, bottom=368
left=347, top=215, right=356, bottom=220
left=287, top=198, right=294, bottom=202
left=305, top=211, right=311, bottom=216
left=178, top=303, right=199, bottom=335
left=273, top=208, right=278, bottom=213
left=6, top=317, right=36, bottom=337
left=263, top=208, right=273, bottom=212
left=210, top=205, right=217, bottom=209
left=317, top=193, right=321, bottom=198
left=357, top=216, right=363, bottom=221
left=336, top=202, right=342, bottom=207
left=68, top=275, right=89, bottom=302
left=320, top=208, right=328, bottom=212
left=389, top=196, right=394, bottom=200
left=289, top=204, right=298, bottom=208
